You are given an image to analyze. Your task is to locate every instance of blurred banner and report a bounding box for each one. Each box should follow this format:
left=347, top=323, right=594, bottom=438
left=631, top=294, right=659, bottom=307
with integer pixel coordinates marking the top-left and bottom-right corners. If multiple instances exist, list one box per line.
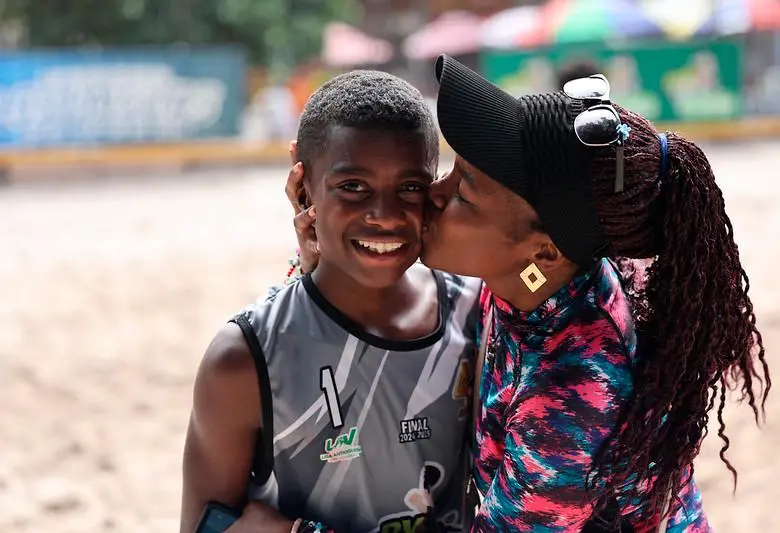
left=483, top=37, right=744, bottom=123
left=0, top=46, right=247, bottom=148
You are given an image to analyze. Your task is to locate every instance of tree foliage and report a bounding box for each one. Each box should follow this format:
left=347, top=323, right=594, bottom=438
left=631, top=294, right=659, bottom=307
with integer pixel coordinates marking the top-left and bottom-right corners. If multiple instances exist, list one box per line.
left=0, top=0, right=357, bottom=68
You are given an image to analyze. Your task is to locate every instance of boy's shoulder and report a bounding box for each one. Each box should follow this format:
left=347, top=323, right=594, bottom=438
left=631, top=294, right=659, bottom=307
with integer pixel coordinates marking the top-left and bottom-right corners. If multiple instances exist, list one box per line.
left=234, top=277, right=308, bottom=329
left=407, top=262, right=483, bottom=318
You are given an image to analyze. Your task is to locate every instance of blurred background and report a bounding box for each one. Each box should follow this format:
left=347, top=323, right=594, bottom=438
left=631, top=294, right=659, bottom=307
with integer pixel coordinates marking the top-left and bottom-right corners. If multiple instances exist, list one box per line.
left=0, top=0, right=778, bottom=532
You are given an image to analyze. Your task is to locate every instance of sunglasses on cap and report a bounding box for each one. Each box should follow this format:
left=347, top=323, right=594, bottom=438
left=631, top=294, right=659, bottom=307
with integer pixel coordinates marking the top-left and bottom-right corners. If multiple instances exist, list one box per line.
left=563, top=74, right=629, bottom=193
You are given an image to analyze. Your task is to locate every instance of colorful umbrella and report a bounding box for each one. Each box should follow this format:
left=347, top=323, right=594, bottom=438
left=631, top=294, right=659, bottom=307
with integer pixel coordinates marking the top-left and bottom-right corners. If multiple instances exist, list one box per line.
left=746, top=0, right=780, bottom=30
left=479, top=6, right=546, bottom=50
left=639, top=0, right=720, bottom=40
left=639, top=0, right=780, bottom=40
left=693, top=0, right=780, bottom=35
left=543, top=0, right=665, bottom=44
left=321, top=23, right=393, bottom=67
left=403, top=11, right=482, bottom=60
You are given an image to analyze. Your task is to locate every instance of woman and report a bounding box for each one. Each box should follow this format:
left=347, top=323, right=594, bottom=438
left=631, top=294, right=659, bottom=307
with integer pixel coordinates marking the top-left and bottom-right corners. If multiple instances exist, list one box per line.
left=286, top=56, right=769, bottom=532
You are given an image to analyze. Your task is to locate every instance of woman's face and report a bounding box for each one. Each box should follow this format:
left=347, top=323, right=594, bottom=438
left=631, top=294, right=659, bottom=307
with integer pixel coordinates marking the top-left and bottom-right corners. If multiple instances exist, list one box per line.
left=421, top=156, right=539, bottom=280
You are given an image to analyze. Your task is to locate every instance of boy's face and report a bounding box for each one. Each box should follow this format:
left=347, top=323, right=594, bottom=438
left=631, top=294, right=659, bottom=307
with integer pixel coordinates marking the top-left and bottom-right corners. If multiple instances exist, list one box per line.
left=305, top=126, right=436, bottom=289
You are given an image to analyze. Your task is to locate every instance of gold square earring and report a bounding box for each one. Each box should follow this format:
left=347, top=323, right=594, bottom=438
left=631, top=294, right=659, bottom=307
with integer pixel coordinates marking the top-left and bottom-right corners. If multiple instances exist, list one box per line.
left=520, top=263, right=547, bottom=293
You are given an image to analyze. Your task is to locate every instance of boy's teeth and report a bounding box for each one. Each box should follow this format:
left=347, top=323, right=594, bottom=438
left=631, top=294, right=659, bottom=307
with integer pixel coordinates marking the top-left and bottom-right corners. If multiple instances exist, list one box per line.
left=357, top=240, right=404, bottom=254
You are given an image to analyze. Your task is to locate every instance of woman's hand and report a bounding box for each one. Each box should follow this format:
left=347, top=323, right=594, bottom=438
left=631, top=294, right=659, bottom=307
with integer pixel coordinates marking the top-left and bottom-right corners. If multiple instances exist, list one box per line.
left=285, top=142, right=320, bottom=274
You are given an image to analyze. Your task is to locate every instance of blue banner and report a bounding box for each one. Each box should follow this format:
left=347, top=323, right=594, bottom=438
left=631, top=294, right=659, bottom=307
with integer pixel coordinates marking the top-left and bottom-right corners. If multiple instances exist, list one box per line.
left=0, top=46, right=247, bottom=148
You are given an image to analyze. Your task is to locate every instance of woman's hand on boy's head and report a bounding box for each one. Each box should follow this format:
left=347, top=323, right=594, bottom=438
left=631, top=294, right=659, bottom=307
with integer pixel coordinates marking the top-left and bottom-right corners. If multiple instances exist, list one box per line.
left=286, top=141, right=320, bottom=274
left=287, top=140, right=306, bottom=213
left=293, top=204, right=319, bottom=275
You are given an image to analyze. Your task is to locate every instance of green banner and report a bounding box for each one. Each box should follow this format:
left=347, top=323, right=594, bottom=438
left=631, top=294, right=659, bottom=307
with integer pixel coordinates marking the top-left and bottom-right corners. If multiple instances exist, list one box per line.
left=481, top=39, right=743, bottom=123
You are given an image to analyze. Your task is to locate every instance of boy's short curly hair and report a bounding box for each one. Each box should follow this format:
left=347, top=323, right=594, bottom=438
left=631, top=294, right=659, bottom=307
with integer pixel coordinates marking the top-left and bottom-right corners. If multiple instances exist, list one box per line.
left=296, top=70, right=439, bottom=168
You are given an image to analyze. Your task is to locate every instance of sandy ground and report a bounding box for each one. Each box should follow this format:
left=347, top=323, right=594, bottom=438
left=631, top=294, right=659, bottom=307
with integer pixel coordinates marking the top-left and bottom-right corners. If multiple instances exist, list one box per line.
left=0, top=143, right=778, bottom=533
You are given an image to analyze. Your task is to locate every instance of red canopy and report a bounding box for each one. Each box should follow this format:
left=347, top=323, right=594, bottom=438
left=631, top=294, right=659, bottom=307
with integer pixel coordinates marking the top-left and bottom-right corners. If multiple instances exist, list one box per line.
left=403, top=11, right=483, bottom=60
left=322, top=22, right=393, bottom=67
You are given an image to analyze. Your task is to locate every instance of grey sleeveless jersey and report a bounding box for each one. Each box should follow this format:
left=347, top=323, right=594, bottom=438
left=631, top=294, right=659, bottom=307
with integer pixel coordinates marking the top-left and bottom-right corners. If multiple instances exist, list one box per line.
left=231, top=264, right=481, bottom=533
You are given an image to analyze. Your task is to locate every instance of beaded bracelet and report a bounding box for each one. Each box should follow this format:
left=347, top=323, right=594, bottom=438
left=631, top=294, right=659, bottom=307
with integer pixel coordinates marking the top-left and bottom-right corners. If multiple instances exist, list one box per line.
left=301, top=519, right=330, bottom=532
left=285, top=248, right=303, bottom=285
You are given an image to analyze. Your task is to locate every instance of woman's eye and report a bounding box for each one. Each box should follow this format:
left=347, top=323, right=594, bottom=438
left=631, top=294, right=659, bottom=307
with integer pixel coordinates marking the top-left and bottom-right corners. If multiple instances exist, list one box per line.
left=454, top=188, right=469, bottom=204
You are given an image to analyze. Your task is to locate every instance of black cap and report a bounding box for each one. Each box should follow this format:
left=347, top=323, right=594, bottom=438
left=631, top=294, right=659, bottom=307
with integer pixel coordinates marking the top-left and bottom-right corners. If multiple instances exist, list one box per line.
left=435, top=54, right=610, bottom=269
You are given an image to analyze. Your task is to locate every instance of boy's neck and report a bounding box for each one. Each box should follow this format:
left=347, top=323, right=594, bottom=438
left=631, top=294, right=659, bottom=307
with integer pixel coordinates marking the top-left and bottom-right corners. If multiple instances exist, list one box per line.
left=311, top=262, right=438, bottom=341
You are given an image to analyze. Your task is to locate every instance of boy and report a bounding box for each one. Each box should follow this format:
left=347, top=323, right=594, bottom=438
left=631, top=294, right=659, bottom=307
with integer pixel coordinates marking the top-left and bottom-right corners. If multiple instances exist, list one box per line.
left=181, top=70, right=480, bottom=533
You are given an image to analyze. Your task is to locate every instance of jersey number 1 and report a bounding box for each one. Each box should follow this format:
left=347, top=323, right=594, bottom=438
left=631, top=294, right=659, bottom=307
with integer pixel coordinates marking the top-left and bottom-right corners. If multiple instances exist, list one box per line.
left=320, top=366, right=344, bottom=429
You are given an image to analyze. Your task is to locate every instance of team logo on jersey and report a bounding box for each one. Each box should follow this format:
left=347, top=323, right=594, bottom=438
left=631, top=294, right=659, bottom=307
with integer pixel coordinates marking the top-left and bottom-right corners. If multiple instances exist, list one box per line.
left=398, top=417, right=431, bottom=444
left=320, top=426, right=362, bottom=463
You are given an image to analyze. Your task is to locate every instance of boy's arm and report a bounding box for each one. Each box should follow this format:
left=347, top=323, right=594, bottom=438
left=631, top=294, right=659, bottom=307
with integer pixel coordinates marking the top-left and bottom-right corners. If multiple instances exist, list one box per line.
left=180, top=322, right=270, bottom=532
left=181, top=322, right=336, bottom=533
left=285, top=142, right=319, bottom=278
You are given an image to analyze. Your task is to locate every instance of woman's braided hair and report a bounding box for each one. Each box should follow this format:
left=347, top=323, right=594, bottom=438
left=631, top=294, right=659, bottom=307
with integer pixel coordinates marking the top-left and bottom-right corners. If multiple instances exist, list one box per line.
left=585, top=104, right=770, bottom=523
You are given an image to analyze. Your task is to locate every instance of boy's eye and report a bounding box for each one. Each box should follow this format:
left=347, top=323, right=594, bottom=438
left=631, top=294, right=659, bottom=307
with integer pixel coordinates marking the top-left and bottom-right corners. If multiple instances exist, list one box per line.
left=339, top=182, right=368, bottom=193
left=402, top=182, right=427, bottom=193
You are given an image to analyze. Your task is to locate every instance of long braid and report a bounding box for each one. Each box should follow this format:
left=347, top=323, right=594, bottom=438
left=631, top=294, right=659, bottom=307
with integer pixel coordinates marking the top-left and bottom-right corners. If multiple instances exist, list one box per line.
left=585, top=105, right=770, bottom=521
